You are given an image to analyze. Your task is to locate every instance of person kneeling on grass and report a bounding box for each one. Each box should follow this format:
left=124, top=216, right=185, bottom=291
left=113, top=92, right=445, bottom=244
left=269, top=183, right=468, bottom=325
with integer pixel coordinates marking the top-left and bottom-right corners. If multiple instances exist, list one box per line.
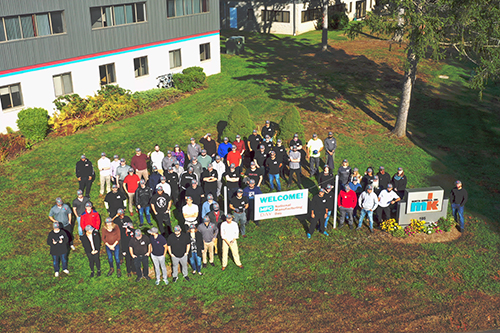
left=188, top=225, right=204, bottom=276
left=47, top=222, right=69, bottom=277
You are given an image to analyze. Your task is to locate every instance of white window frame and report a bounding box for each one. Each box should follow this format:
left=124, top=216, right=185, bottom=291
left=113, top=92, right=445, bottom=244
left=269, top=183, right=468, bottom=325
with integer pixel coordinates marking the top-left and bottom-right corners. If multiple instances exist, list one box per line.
left=53, top=72, right=74, bottom=97
left=0, top=83, right=24, bottom=111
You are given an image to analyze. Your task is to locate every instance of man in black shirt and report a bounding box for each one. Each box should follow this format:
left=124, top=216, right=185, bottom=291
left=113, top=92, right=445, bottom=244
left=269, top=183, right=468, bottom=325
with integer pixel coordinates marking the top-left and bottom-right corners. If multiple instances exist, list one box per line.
left=75, top=154, right=95, bottom=198
left=274, top=139, right=287, bottom=179
left=186, top=179, right=205, bottom=207
left=261, top=120, right=275, bottom=140
left=266, top=151, right=282, bottom=191
left=307, top=189, right=329, bottom=238
left=167, top=225, right=191, bottom=282
left=376, top=166, right=391, bottom=190
left=135, top=179, right=153, bottom=226
left=450, top=180, right=468, bottom=232
left=199, top=133, right=217, bottom=159
left=262, top=135, right=274, bottom=153
left=104, top=184, right=126, bottom=217
left=247, top=129, right=262, bottom=162
left=201, top=163, right=218, bottom=197
left=179, top=167, right=197, bottom=191
left=47, top=222, right=69, bottom=277
left=245, top=161, right=264, bottom=187
left=254, top=145, right=268, bottom=170
left=230, top=188, right=249, bottom=237
left=151, top=186, right=172, bottom=237
left=223, top=164, right=240, bottom=199
left=165, top=167, right=180, bottom=206
left=72, top=189, right=90, bottom=237
left=129, top=229, right=152, bottom=282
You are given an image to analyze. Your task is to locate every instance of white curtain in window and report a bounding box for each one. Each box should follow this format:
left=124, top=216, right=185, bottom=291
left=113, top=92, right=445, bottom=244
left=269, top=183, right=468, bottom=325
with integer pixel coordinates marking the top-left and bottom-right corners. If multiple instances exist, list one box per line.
left=4, top=17, right=22, bottom=40
left=62, top=74, right=73, bottom=94
left=115, top=6, right=126, bottom=25
left=36, top=14, right=51, bottom=35
left=20, top=15, right=35, bottom=38
left=53, top=76, right=63, bottom=96
left=104, top=7, right=114, bottom=27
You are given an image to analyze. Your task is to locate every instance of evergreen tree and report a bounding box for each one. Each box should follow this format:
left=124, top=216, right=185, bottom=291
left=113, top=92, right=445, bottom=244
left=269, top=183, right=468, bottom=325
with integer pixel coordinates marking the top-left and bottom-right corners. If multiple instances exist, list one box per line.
left=222, top=103, right=256, bottom=141
left=278, top=106, right=305, bottom=146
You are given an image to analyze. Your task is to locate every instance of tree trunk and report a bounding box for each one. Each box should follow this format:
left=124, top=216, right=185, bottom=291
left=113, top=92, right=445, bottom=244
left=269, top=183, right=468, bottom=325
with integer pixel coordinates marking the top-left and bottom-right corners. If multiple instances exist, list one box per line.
left=392, top=7, right=405, bottom=42
left=393, top=46, right=418, bottom=137
left=321, top=0, right=328, bottom=51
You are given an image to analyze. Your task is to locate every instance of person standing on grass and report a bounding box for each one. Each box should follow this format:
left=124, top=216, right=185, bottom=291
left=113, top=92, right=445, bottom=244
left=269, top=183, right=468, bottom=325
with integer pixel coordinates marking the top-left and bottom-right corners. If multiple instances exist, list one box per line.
left=76, top=154, right=95, bottom=198
left=247, top=129, right=262, bottom=162
left=243, top=179, right=262, bottom=226
left=186, top=179, right=205, bottom=208
left=156, top=176, right=172, bottom=198
left=376, top=183, right=400, bottom=224
left=266, top=151, right=282, bottom=191
left=213, top=156, right=226, bottom=197
left=221, top=215, right=244, bottom=271
left=129, top=229, right=152, bottom=283
left=112, top=208, right=132, bottom=268
left=121, top=221, right=136, bottom=277
left=226, top=145, right=242, bottom=170
left=338, top=185, right=357, bottom=229
left=217, top=137, right=232, bottom=162
left=149, top=144, right=165, bottom=176
left=307, top=188, right=329, bottom=239
left=202, top=164, right=218, bottom=198
left=182, top=196, right=199, bottom=230
left=202, top=193, right=216, bottom=219
left=230, top=188, right=249, bottom=238
left=261, top=120, right=276, bottom=141
left=262, top=135, right=274, bottom=153
left=450, top=180, right=468, bottom=232
left=307, top=133, right=323, bottom=177
left=149, top=166, right=162, bottom=194
left=188, top=225, right=204, bottom=276
left=80, top=202, right=101, bottom=231
left=110, top=154, right=121, bottom=187
left=165, top=168, right=180, bottom=206
left=223, top=163, right=240, bottom=199
left=49, top=197, right=75, bottom=251
left=148, top=227, right=169, bottom=286
left=172, top=145, right=186, bottom=167
left=80, top=225, right=101, bottom=278
left=187, top=157, right=203, bottom=182
left=245, top=161, right=263, bottom=187
left=198, top=149, right=212, bottom=170
left=338, top=159, right=352, bottom=186
left=123, top=168, right=140, bottom=216
left=151, top=186, right=172, bottom=235
left=357, top=185, right=378, bottom=232
left=104, top=184, right=126, bottom=217
left=97, top=152, right=112, bottom=196
left=198, top=216, right=218, bottom=268
left=377, top=166, right=391, bottom=191
left=115, top=158, right=130, bottom=193
left=324, top=131, right=337, bottom=171
left=72, top=189, right=90, bottom=237
left=187, top=137, right=202, bottom=164
left=253, top=145, right=268, bottom=171
left=200, top=133, right=218, bottom=160
left=348, top=176, right=363, bottom=219
left=135, top=179, right=153, bottom=227
left=47, top=222, right=69, bottom=277
left=233, top=134, right=246, bottom=158
left=131, top=148, right=149, bottom=182
left=167, top=225, right=191, bottom=283
left=102, top=217, right=121, bottom=278
left=287, top=145, right=302, bottom=188
left=392, top=167, right=408, bottom=200
left=318, top=165, right=334, bottom=188
left=161, top=150, right=177, bottom=175
left=323, top=184, right=334, bottom=230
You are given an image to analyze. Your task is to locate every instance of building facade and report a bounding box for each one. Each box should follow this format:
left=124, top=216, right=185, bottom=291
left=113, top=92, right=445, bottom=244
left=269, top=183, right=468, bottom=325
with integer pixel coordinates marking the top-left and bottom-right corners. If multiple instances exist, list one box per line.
left=0, top=0, right=221, bottom=133
left=220, top=0, right=373, bottom=35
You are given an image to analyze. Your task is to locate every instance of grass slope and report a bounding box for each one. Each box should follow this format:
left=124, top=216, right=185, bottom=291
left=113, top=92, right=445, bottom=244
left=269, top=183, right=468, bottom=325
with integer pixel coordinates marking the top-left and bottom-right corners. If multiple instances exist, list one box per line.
left=0, top=29, right=499, bottom=332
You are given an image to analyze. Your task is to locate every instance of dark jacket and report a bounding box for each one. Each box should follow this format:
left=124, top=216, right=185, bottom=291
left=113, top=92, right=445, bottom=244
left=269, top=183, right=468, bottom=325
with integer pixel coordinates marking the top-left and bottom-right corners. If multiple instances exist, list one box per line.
left=135, top=185, right=153, bottom=207
left=149, top=172, right=162, bottom=193
left=189, top=231, right=204, bottom=256
left=76, top=158, right=95, bottom=179
left=80, top=231, right=101, bottom=254
left=47, top=230, right=69, bottom=255
left=208, top=210, right=226, bottom=225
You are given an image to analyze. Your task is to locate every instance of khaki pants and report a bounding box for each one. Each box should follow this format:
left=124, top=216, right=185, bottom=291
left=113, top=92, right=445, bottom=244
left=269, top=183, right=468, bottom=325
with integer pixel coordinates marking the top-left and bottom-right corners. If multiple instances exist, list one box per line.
left=222, top=240, right=241, bottom=267
left=126, top=192, right=135, bottom=213
left=99, top=174, right=111, bottom=195
left=203, top=240, right=215, bottom=264
left=136, top=169, right=149, bottom=182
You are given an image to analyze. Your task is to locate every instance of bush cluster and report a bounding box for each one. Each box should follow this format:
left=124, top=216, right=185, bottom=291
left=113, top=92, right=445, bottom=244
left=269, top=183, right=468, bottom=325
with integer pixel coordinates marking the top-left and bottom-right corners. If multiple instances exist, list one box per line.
left=222, top=103, right=256, bottom=140
left=316, top=11, right=349, bottom=31
left=16, top=107, right=49, bottom=146
left=172, top=66, right=207, bottom=92
left=0, top=132, right=26, bottom=162
left=278, top=106, right=304, bottom=145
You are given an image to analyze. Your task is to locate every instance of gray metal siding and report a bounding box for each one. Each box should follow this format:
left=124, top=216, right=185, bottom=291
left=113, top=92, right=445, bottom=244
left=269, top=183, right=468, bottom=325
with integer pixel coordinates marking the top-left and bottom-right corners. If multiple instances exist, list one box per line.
left=0, top=0, right=220, bottom=71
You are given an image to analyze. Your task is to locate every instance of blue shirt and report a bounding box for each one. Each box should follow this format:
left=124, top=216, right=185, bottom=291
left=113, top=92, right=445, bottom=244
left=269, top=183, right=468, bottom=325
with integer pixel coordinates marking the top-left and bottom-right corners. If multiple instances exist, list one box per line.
left=150, top=234, right=167, bottom=256
left=202, top=200, right=215, bottom=218
left=217, top=142, right=232, bottom=158
left=243, top=186, right=263, bottom=201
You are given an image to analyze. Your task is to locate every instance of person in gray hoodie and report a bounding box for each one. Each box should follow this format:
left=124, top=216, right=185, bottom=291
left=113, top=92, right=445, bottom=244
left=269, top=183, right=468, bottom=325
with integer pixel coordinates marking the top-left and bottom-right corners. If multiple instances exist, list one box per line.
left=356, top=185, right=378, bottom=232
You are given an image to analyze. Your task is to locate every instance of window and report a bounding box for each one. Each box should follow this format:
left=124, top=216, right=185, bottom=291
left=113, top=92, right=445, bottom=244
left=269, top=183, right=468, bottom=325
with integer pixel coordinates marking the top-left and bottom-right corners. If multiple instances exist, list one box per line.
left=262, top=10, right=290, bottom=23
left=0, top=11, right=65, bottom=43
left=91, top=3, right=146, bottom=29
left=53, top=73, right=73, bottom=96
left=167, top=0, right=209, bottom=17
left=0, top=84, right=23, bottom=111
left=301, top=8, right=322, bottom=23
left=99, top=63, right=116, bottom=85
left=169, top=49, right=182, bottom=69
left=247, top=8, right=254, bottom=20
left=200, top=43, right=210, bottom=61
left=134, top=56, right=149, bottom=77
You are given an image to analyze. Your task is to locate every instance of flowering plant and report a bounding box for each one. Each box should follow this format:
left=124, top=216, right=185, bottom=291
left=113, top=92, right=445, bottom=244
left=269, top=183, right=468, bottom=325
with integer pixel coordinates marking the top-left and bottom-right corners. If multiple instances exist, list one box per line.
left=405, top=219, right=426, bottom=236
left=424, top=222, right=443, bottom=234
left=381, top=219, right=406, bottom=238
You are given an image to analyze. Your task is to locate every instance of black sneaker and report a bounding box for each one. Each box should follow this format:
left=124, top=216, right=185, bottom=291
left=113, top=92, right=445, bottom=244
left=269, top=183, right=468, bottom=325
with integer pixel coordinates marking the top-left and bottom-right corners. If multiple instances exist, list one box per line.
left=90, top=271, right=95, bottom=278
left=210, top=263, right=215, bottom=267
left=173, top=277, right=178, bottom=283
left=135, top=276, right=142, bottom=282
left=203, top=263, right=207, bottom=268
left=338, top=224, right=345, bottom=229
left=97, top=271, right=101, bottom=277
left=144, top=276, right=151, bottom=281
left=185, top=276, right=190, bottom=282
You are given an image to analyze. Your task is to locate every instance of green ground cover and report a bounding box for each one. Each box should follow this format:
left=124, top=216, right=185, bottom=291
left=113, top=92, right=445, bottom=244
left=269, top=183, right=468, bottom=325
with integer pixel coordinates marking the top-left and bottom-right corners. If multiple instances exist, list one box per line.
left=0, top=29, right=499, bottom=332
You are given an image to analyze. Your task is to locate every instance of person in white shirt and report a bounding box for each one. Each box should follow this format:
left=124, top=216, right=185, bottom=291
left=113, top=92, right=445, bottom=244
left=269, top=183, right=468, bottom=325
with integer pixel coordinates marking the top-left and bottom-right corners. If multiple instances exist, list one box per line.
left=182, top=196, right=199, bottom=229
left=357, top=185, right=379, bottom=232
left=376, top=183, right=400, bottom=224
left=156, top=178, right=172, bottom=197
left=97, top=152, right=112, bottom=195
left=306, top=133, right=324, bottom=177
left=213, top=155, right=226, bottom=197
left=148, top=145, right=165, bottom=175
left=110, top=155, right=120, bottom=185
left=220, top=215, right=243, bottom=270
left=173, top=161, right=184, bottom=179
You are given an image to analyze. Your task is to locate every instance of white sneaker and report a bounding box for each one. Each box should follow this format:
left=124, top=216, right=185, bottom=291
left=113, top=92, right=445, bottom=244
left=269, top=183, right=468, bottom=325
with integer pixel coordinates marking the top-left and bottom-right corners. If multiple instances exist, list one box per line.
left=63, top=269, right=70, bottom=274
left=55, top=272, right=59, bottom=277
left=70, top=245, right=76, bottom=251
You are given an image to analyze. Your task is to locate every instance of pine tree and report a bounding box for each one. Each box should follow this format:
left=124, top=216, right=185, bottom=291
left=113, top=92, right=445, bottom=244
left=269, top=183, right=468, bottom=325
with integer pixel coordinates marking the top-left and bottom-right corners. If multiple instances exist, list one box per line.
left=222, top=103, right=256, bottom=141
left=278, top=106, right=304, bottom=146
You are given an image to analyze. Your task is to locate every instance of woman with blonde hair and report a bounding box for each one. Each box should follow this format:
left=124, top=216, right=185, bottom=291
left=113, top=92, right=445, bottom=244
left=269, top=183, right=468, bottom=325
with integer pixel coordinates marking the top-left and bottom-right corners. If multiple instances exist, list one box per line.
left=102, top=217, right=121, bottom=278
left=188, top=224, right=204, bottom=275
left=351, top=167, right=362, bottom=183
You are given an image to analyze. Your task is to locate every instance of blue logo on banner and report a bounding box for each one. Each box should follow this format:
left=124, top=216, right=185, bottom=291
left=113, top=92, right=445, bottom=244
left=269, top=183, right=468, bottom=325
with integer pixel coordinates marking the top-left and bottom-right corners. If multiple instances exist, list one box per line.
left=259, top=206, right=274, bottom=213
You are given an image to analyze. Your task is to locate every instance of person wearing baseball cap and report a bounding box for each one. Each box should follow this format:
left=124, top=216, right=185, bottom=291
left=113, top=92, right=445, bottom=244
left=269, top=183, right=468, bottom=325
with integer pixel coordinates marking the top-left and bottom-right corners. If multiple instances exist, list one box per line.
left=149, top=166, right=162, bottom=194
left=129, top=229, right=152, bottom=282
left=217, top=137, right=232, bottom=162
left=182, top=196, right=199, bottom=230
left=186, top=179, right=205, bottom=208
left=213, top=155, right=226, bottom=197
left=450, top=180, right=468, bottom=232
left=253, top=145, right=268, bottom=172
left=188, top=224, right=204, bottom=275
left=161, top=150, right=176, bottom=175
left=307, top=189, right=329, bottom=239
left=80, top=201, right=101, bottom=232
left=287, top=145, right=302, bottom=188
left=242, top=179, right=263, bottom=226
left=338, top=185, right=357, bottom=229
left=187, top=138, right=202, bottom=164
left=247, top=129, right=263, bottom=162
left=324, top=131, right=337, bottom=170
left=226, top=144, right=242, bottom=170
left=338, top=159, right=352, bottom=186
left=102, top=217, right=121, bottom=277
left=187, top=156, right=203, bottom=181
left=221, top=215, right=243, bottom=270
left=198, top=149, right=212, bottom=171
left=377, top=166, right=391, bottom=191
left=131, top=148, right=150, bottom=183
left=97, top=152, right=112, bottom=196
left=110, top=154, right=121, bottom=188
left=151, top=185, right=173, bottom=236
left=115, top=158, right=130, bottom=194
left=201, top=193, right=216, bottom=219
left=156, top=176, right=172, bottom=197
left=223, top=163, right=240, bottom=199
left=104, top=184, right=126, bottom=217
left=135, top=179, right=153, bottom=227
left=230, top=188, right=249, bottom=237
left=306, top=133, right=324, bottom=177
left=201, top=164, right=218, bottom=199
left=123, top=168, right=140, bottom=216
left=179, top=166, right=198, bottom=192
left=198, top=216, right=218, bottom=267
left=357, top=185, right=378, bottom=232
left=391, top=167, right=408, bottom=200
left=112, top=208, right=133, bottom=271
left=47, top=221, right=70, bottom=277
left=261, top=120, right=275, bottom=141
left=75, top=154, right=95, bottom=198
left=376, top=183, right=400, bottom=225
left=361, top=167, right=375, bottom=191
left=266, top=151, right=282, bottom=191
left=319, top=165, right=334, bottom=189
left=165, top=167, right=180, bottom=206
left=167, top=225, right=191, bottom=282
left=262, top=134, right=274, bottom=153
left=200, top=133, right=218, bottom=159
left=49, top=197, right=74, bottom=250
left=80, top=224, right=102, bottom=278
left=72, top=189, right=91, bottom=236
left=233, top=134, right=245, bottom=157
left=148, top=227, right=169, bottom=285
left=245, top=161, right=264, bottom=187
left=148, top=144, right=165, bottom=176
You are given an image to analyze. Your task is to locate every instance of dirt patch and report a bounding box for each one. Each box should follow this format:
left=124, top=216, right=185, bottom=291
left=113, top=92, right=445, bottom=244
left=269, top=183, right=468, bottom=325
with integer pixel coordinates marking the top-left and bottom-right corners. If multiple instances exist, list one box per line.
left=379, top=227, right=462, bottom=244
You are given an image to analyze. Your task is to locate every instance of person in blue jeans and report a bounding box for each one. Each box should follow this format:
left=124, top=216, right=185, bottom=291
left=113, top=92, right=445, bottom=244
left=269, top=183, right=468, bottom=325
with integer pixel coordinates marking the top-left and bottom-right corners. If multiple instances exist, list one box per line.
left=450, top=180, right=468, bottom=232
left=188, top=225, right=204, bottom=275
left=47, top=222, right=69, bottom=277
left=102, top=217, right=122, bottom=277
left=135, top=179, right=153, bottom=226
left=266, top=151, right=282, bottom=191
left=357, top=185, right=378, bottom=232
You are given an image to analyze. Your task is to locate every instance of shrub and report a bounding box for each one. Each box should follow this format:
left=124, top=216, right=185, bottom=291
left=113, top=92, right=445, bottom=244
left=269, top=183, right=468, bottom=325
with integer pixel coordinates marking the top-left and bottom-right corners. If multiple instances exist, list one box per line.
left=182, top=66, right=204, bottom=75
left=315, top=10, right=349, bottom=30
left=405, top=219, right=426, bottom=236
left=278, top=106, right=304, bottom=145
left=132, top=88, right=182, bottom=112
left=173, top=67, right=207, bottom=92
left=97, top=85, right=131, bottom=98
left=0, top=132, right=26, bottom=162
left=222, top=103, right=256, bottom=140
left=437, top=216, right=455, bottom=232
left=16, top=107, right=49, bottom=145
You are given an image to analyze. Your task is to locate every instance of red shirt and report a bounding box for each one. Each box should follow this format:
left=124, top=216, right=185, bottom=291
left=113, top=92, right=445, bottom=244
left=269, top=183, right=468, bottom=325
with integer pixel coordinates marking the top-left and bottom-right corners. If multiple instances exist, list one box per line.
left=131, top=153, right=149, bottom=170
left=80, top=210, right=101, bottom=230
left=233, top=140, right=245, bottom=154
left=338, top=190, right=357, bottom=209
left=226, top=151, right=242, bottom=167
left=123, top=174, right=140, bottom=193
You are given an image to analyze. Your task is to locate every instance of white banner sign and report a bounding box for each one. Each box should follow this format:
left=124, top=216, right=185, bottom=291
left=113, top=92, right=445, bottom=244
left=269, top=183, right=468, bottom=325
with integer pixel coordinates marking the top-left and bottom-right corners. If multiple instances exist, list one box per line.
left=254, top=189, right=308, bottom=220
left=406, top=188, right=444, bottom=214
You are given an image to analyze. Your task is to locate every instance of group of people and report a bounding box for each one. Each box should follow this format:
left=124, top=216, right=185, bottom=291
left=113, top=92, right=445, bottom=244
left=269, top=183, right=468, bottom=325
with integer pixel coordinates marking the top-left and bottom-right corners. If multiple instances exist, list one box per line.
left=48, top=120, right=469, bottom=281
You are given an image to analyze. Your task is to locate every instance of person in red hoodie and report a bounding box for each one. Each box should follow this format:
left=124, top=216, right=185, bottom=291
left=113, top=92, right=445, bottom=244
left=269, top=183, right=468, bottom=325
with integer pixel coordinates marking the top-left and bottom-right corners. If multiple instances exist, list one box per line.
left=338, top=185, right=357, bottom=229
left=80, top=202, right=101, bottom=231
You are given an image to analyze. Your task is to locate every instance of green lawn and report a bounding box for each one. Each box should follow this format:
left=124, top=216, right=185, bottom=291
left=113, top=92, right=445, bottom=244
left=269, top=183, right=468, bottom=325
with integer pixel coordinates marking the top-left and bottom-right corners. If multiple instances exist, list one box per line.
left=0, top=29, right=499, bottom=332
